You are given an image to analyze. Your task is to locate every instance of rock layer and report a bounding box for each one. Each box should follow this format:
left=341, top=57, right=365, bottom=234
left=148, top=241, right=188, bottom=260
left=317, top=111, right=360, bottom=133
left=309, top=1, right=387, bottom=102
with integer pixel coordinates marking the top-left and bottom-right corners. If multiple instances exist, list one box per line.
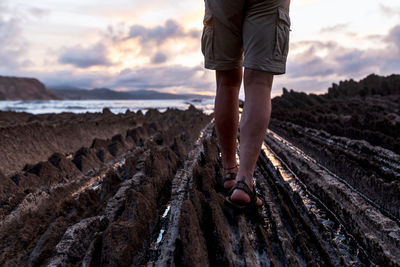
left=0, top=105, right=399, bottom=266
left=0, top=106, right=211, bottom=266
left=271, top=74, right=400, bottom=154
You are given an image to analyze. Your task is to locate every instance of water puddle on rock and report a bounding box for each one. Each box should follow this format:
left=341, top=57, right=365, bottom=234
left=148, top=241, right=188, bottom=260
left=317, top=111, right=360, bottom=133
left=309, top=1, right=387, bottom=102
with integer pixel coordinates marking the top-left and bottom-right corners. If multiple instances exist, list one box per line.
left=151, top=203, right=171, bottom=251
left=147, top=203, right=171, bottom=265
left=73, top=158, right=127, bottom=198
left=267, top=130, right=315, bottom=163
left=269, top=129, right=400, bottom=224
left=261, top=138, right=373, bottom=265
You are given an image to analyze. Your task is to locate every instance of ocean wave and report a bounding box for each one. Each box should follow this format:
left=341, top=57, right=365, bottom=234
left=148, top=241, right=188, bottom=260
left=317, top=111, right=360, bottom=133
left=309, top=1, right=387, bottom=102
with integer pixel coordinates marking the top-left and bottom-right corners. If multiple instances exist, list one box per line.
left=65, top=106, right=88, bottom=110
left=3, top=106, right=29, bottom=111
left=0, top=100, right=214, bottom=114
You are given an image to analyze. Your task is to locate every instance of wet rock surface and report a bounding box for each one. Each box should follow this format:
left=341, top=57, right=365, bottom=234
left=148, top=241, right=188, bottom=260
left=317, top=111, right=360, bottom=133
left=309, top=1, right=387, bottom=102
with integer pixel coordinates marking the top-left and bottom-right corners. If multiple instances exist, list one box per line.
left=0, top=92, right=399, bottom=266
left=269, top=119, right=400, bottom=220
left=152, top=123, right=399, bottom=266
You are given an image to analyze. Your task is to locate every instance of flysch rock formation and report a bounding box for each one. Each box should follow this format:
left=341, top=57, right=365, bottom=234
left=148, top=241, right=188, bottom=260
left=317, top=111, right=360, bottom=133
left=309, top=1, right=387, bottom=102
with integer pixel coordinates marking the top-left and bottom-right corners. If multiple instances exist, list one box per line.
left=0, top=105, right=399, bottom=266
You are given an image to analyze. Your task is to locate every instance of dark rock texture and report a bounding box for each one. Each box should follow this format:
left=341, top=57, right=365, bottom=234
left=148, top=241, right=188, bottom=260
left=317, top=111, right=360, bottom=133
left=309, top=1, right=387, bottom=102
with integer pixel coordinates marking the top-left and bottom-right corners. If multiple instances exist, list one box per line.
left=0, top=110, right=141, bottom=174
left=0, top=106, right=212, bottom=266
left=0, top=74, right=399, bottom=266
left=271, top=73, right=400, bottom=154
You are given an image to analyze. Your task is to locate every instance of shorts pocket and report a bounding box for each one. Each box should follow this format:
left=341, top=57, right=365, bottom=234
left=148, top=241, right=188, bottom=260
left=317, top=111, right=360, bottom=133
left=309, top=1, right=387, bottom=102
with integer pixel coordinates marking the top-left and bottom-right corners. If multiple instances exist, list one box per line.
left=201, top=9, right=214, bottom=60
left=273, top=7, right=291, bottom=61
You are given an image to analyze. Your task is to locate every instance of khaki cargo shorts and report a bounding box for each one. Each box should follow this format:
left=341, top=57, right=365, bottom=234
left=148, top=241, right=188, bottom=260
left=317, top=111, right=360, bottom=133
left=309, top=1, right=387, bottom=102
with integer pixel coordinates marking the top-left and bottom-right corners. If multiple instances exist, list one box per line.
left=201, top=0, right=291, bottom=74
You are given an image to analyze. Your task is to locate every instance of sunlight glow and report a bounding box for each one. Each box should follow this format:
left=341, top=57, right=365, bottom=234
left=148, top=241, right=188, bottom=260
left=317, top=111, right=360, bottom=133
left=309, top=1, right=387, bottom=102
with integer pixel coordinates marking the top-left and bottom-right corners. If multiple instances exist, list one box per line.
left=1, top=0, right=399, bottom=95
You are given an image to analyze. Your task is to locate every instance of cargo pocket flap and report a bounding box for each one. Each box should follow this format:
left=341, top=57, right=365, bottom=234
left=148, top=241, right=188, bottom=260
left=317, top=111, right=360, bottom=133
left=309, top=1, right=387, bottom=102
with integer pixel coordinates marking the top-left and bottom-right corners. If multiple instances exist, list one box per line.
left=203, top=3, right=213, bottom=27
left=201, top=8, right=214, bottom=59
left=278, top=7, right=291, bottom=27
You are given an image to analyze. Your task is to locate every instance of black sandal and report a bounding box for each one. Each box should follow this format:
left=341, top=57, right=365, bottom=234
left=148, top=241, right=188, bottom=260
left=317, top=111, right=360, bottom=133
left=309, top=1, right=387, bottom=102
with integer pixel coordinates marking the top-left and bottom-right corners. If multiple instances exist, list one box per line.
left=225, top=181, right=263, bottom=210
left=222, top=165, right=238, bottom=195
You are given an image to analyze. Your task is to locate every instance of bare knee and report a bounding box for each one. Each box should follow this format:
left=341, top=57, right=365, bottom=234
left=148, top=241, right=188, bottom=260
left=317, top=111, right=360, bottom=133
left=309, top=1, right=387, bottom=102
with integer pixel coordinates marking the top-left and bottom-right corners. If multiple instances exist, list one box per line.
left=244, top=68, right=273, bottom=88
left=216, top=68, right=242, bottom=90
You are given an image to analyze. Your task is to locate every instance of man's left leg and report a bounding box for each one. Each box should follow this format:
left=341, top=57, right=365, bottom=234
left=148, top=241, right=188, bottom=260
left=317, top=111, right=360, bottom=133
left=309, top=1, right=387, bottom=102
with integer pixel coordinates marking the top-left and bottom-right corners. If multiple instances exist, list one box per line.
left=229, top=68, right=273, bottom=206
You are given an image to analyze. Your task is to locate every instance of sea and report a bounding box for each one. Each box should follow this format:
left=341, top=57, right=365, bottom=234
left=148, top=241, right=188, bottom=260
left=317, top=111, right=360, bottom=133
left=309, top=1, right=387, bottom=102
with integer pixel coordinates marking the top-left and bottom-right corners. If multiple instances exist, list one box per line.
left=0, top=99, right=215, bottom=115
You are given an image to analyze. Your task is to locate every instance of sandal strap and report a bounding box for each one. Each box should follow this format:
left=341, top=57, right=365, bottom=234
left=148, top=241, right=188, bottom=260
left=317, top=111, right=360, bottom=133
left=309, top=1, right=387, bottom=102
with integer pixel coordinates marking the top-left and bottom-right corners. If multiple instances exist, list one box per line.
left=223, top=172, right=236, bottom=182
left=231, top=181, right=256, bottom=204
left=223, top=164, right=238, bottom=171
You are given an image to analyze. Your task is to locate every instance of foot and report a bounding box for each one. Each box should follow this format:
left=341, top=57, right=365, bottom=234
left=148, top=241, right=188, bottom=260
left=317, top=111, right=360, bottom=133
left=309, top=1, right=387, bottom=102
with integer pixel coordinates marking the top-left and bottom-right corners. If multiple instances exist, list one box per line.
left=229, top=177, right=263, bottom=207
left=223, top=165, right=238, bottom=190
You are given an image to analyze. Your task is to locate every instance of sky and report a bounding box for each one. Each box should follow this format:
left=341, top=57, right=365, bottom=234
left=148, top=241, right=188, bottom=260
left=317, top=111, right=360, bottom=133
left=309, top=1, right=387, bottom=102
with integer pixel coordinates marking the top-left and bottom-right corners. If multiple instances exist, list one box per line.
left=1, top=0, right=400, bottom=97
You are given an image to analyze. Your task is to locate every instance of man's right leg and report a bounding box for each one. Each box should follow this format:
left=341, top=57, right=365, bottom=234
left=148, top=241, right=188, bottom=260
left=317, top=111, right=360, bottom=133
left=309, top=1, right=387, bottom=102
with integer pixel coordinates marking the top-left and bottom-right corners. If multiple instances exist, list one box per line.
left=229, top=68, right=273, bottom=206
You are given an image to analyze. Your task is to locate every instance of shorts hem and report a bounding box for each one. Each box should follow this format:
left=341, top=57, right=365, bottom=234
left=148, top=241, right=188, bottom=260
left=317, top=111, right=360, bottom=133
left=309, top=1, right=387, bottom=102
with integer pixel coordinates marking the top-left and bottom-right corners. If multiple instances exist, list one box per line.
left=242, top=61, right=286, bottom=75
left=205, top=60, right=243, bottom=71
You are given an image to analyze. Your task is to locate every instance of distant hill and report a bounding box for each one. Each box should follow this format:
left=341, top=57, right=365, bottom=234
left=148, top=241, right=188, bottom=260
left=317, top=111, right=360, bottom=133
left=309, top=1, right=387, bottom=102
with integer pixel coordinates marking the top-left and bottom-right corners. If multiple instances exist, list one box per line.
left=0, top=76, right=59, bottom=100
left=49, top=87, right=212, bottom=100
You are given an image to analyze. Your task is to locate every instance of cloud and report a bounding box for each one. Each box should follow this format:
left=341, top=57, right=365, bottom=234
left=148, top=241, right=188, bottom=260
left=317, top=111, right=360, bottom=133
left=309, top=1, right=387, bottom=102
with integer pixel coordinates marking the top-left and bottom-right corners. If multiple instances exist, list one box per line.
left=287, top=45, right=336, bottom=78
left=289, top=40, right=337, bottom=50
left=128, top=19, right=200, bottom=45
left=104, top=19, right=201, bottom=65
left=29, top=7, right=50, bottom=18
left=151, top=52, right=168, bottom=64
left=362, top=33, right=382, bottom=41
left=58, top=43, right=113, bottom=68
left=112, top=65, right=212, bottom=92
left=275, top=23, right=400, bottom=95
left=0, top=10, right=29, bottom=71
left=289, top=24, right=400, bottom=78
left=320, top=23, right=349, bottom=33
left=379, top=4, right=400, bottom=17
left=44, top=21, right=400, bottom=97
left=126, top=19, right=201, bottom=65
left=41, top=19, right=207, bottom=92
left=0, top=1, right=51, bottom=74
left=40, top=69, right=113, bottom=89
left=36, top=64, right=214, bottom=95
left=385, top=25, right=400, bottom=46
left=36, top=18, right=209, bottom=93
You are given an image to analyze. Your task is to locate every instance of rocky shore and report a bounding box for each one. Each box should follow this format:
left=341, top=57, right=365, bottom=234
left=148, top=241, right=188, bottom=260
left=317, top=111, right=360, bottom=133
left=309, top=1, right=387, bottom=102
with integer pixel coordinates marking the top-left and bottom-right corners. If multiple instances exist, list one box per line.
left=0, top=74, right=399, bottom=266
left=0, top=106, right=212, bottom=266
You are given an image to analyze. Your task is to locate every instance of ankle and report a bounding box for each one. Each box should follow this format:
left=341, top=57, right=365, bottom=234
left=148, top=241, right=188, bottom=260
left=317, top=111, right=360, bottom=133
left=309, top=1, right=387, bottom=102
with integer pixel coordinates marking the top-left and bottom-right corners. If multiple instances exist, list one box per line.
left=236, top=174, right=253, bottom=187
left=223, top=164, right=238, bottom=174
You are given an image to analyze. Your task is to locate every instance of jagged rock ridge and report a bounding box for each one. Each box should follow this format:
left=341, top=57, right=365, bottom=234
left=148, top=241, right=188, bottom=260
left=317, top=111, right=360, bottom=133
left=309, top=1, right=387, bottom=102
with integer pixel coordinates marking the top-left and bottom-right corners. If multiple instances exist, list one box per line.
left=271, top=73, right=400, bottom=154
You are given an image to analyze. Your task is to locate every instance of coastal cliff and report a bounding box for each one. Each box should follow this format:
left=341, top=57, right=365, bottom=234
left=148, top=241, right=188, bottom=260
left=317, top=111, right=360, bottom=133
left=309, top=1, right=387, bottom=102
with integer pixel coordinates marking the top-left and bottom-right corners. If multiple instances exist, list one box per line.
left=0, top=76, right=59, bottom=100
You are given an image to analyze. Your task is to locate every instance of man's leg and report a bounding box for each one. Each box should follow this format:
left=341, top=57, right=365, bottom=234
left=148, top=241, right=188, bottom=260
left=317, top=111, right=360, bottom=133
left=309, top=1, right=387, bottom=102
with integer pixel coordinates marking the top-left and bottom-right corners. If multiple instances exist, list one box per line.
left=214, top=68, right=242, bottom=189
left=229, top=68, right=273, bottom=205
